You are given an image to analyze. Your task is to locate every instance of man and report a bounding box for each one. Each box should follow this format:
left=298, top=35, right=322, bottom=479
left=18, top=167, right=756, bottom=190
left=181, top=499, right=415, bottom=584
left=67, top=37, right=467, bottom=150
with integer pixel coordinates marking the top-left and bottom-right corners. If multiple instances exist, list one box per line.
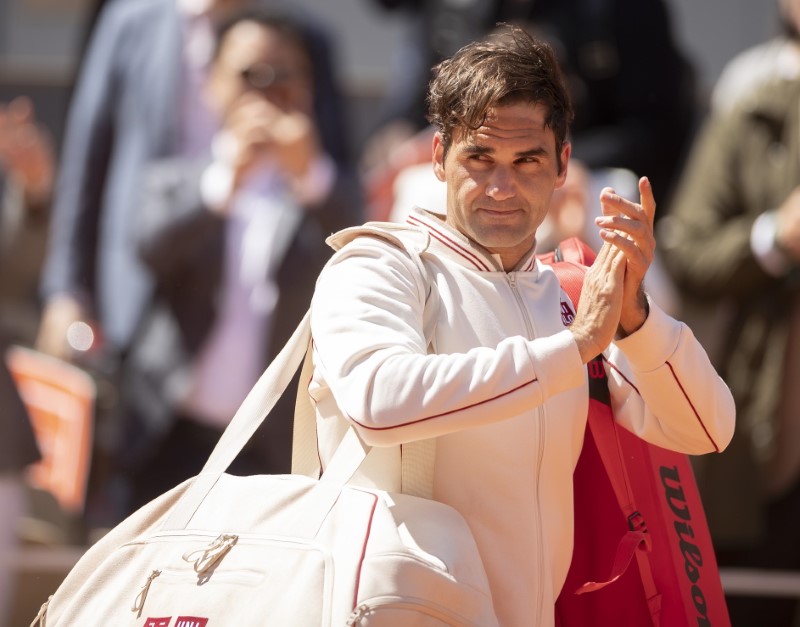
left=309, top=26, right=734, bottom=626
left=0, top=96, right=48, bottom=627
left=122, top=8, right=361, bottom=511
left=36, top=0, right=347, bottom=362
left=363, top=0, right=696, bottom=217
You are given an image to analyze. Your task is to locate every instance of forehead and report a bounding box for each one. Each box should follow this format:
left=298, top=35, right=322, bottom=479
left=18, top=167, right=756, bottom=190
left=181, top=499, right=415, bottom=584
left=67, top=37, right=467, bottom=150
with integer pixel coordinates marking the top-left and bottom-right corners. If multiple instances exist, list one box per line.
left=454, top=102, right=553, bottom=147
left=218, top=21, right=309, bottom=69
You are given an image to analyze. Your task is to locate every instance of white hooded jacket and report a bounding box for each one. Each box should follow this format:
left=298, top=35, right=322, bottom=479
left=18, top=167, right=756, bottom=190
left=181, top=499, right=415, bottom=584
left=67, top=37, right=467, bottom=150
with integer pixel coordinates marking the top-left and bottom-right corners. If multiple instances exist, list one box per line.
left=308, top=207, right=735, bottom=627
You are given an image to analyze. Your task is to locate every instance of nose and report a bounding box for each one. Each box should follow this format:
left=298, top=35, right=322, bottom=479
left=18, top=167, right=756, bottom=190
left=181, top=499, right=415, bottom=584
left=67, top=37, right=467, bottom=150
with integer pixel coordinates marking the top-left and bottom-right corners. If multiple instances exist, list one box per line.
left=485, top=166, right=516, bottom=201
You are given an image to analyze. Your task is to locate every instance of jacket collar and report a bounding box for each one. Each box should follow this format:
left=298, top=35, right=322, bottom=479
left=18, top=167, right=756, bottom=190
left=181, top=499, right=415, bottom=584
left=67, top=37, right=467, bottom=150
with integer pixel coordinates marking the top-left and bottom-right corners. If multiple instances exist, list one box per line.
left=405, top=207, right=539, bottom=274
left=740, top=77, right=800, bottom=127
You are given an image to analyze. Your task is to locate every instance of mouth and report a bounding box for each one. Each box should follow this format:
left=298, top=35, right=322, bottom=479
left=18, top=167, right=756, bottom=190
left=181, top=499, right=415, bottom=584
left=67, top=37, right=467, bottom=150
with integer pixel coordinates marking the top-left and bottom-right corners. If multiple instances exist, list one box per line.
left=478, top=207, right=523, bottom=219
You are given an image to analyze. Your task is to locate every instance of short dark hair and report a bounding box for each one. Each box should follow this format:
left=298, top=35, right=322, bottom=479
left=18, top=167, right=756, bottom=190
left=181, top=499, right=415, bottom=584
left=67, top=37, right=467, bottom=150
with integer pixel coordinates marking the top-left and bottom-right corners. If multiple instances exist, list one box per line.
left=426, top=24, right=574, bottom=169
left=212, top=7, right=314, bottom=70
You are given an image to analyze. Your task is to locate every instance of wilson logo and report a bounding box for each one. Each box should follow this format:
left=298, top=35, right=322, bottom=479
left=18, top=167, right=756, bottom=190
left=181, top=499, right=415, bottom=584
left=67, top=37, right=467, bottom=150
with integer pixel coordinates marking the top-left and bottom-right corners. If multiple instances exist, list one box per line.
left=660, top=465, right=711, bottom=626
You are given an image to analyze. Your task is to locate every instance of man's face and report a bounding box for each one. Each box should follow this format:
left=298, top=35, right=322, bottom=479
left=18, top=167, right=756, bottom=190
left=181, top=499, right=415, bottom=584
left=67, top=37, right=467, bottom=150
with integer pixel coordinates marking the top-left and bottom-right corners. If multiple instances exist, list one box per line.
left=206, top=21, right=313, bottom=117
left=433, top=102, right=570, bottom=270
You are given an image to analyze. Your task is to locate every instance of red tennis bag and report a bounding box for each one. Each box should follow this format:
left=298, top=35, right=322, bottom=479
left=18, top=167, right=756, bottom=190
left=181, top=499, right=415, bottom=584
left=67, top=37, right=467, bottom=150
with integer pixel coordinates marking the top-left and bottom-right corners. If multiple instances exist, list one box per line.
left=546, top=238, right=731, bottom=627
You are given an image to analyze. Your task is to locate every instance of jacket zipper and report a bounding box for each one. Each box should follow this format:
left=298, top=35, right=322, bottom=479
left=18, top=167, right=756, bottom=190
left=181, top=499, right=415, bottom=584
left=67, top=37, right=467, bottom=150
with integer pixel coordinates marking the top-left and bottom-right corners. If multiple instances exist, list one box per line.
left=507, top=272, right=546, bottom=625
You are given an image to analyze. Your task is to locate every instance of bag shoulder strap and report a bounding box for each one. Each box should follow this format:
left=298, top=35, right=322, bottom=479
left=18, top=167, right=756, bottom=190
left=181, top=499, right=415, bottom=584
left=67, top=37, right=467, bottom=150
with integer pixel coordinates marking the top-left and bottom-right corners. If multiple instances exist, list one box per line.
left=547, top=238, right=661, bottom=623
left=292, top=225, right=439, bottom=499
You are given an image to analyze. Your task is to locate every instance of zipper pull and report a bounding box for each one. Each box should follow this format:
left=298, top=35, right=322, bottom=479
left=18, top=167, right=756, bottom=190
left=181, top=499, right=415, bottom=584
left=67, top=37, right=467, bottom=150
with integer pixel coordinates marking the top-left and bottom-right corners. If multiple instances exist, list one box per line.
left=346, top=603, right=369, bottom=625
left=29, top=595, right=52, bottom=627
left=131, top=569, right=161, bottom=617
left=182, top=533, right=239, bottom=576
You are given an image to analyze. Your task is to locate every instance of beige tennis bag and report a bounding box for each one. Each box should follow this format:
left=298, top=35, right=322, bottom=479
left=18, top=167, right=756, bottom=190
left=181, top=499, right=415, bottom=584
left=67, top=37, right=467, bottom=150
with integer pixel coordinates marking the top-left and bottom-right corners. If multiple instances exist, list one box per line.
left=31, top=312, right=498, bottom=627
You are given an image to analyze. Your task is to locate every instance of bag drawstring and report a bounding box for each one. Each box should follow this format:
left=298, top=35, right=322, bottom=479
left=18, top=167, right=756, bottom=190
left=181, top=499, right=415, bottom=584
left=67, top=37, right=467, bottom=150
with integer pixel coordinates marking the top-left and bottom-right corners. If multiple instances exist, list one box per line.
left=182, top=533, right=239, bottom=576
left=29, top=595, right=52, bottom=627
left=131, top=570, right=161, bottom=617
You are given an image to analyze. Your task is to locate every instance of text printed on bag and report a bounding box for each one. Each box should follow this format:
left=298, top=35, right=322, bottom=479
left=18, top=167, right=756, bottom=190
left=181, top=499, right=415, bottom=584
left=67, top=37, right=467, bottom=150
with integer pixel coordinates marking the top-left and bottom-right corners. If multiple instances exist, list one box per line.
left=661, top=464, right=711, bottom=626
left=144, top=618, right=208, bottom=627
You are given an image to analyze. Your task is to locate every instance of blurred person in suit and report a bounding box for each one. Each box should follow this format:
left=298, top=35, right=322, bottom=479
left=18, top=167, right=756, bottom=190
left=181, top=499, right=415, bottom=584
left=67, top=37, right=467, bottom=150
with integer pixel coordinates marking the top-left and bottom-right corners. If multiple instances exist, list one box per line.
left=33, top=0, right=349, bottom=525
left=122, top=7, right=362, bottom=512
left=0, top=97, right=49, bottom=627
left=36, top=0, right=348, bottom=363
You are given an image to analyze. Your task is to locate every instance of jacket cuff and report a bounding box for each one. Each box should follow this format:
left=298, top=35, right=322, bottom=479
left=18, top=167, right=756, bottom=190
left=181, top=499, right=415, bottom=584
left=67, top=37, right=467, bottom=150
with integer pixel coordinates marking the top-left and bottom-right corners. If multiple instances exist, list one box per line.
left=614, top=299, right=681, bottom=372
left=529, top=329, right=585, bottom=398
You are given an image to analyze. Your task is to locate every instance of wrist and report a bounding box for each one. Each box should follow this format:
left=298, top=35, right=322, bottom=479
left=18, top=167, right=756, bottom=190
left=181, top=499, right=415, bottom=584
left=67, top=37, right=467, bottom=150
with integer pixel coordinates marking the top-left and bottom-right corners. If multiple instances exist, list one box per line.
left=752, top=210, right=793, bottom=276
left=617, top=289, right=649, bottom=338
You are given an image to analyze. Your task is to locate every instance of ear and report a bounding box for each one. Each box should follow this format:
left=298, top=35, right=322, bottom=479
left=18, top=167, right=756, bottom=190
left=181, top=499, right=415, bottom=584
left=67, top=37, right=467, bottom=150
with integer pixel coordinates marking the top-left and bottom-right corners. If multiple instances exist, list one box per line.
left=554, top=141, right=571, bottom=190
left=432, top=132, right=447, bottom=182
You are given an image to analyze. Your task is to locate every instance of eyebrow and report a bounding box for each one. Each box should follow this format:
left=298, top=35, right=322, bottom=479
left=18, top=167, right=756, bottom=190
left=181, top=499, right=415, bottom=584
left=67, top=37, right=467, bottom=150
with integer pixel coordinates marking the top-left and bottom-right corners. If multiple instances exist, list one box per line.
left=462, top=144, right=549, bottom=159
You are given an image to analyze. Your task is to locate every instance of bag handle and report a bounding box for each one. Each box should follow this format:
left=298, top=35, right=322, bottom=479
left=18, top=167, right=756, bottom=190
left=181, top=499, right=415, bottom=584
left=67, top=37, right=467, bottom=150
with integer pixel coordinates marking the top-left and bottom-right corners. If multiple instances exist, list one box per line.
left=163, top=311, right=313, bottom=530
left=162, top=310, right=381, bottom=534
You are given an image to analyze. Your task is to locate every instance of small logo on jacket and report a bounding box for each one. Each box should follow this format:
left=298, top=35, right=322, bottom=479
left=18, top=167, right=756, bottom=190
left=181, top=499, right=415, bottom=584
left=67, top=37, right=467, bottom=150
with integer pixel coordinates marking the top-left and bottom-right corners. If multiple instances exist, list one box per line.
left=143, top=620, right=171, bottom=627
left=560, top=300, right=575, bottom=326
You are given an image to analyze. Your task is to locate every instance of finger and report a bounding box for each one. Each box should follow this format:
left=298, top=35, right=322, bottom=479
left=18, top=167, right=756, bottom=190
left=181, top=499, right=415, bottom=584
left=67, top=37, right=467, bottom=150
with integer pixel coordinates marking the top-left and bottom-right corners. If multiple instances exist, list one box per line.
left=600, top=189, right=646, bottom=223
left=639, top=176, right=656, bottom=227
left=592, top=237, right=624, bottom=271
left=599, top=187, right=616, bottom=216
left=598, top=227, right=650, bottom=270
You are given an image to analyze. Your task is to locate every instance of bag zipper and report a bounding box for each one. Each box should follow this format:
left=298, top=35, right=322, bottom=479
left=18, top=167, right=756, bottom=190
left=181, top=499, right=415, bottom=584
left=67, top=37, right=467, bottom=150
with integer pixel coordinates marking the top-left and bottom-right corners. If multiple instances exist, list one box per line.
left=346, top=595, right=478, bottom=626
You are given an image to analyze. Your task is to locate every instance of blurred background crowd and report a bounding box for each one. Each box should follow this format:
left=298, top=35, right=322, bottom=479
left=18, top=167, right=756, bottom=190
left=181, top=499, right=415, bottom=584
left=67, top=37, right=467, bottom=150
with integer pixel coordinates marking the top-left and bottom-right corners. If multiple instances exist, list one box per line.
left=1, top=0, right=799, bottom=625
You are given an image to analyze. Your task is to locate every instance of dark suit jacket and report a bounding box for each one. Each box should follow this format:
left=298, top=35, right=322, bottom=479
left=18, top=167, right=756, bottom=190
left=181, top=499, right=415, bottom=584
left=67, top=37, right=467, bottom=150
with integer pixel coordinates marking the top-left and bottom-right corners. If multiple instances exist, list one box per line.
left=40, top=0, right=349, bottom=352
left=121, top=157, right=362, bottom=472
left=40, top=0, right=181, bottom=350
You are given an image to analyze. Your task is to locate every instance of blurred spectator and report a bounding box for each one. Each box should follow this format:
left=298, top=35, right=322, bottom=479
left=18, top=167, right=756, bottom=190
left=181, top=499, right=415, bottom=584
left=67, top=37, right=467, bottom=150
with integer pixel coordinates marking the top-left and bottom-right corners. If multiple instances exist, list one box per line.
left=0, top=97, right=49, bottom=627
left=33, top=0, right=349, bottom=525
left=363, top=0, right=697, bottom=218
left=36, top=0, right=348, bottom=364
left=0, top=98, right=54, bottom=346
left=660, top=67, right=800, bottom=627
left=0, top=336, right=40, bottom=627
left=711, top=0, right=800, bottom=114
left=122, top=7, right=362, bottom=512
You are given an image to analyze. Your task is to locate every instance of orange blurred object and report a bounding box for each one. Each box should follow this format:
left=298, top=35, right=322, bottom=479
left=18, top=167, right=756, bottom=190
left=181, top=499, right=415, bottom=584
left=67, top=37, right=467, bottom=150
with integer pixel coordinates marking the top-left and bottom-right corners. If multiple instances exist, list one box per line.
left=5, top=345, right=95, bottom=514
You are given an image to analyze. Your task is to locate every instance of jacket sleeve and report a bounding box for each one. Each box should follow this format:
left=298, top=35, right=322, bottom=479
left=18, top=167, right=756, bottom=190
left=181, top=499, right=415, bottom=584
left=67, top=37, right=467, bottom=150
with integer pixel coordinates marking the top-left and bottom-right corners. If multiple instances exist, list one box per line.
left=39, top=1, right=124, bottom=306
left=659, top=110, right=780, bottom=302
left=310, top=237, right=586, bottom=446
left=605, top=301, right=735, bottom=454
